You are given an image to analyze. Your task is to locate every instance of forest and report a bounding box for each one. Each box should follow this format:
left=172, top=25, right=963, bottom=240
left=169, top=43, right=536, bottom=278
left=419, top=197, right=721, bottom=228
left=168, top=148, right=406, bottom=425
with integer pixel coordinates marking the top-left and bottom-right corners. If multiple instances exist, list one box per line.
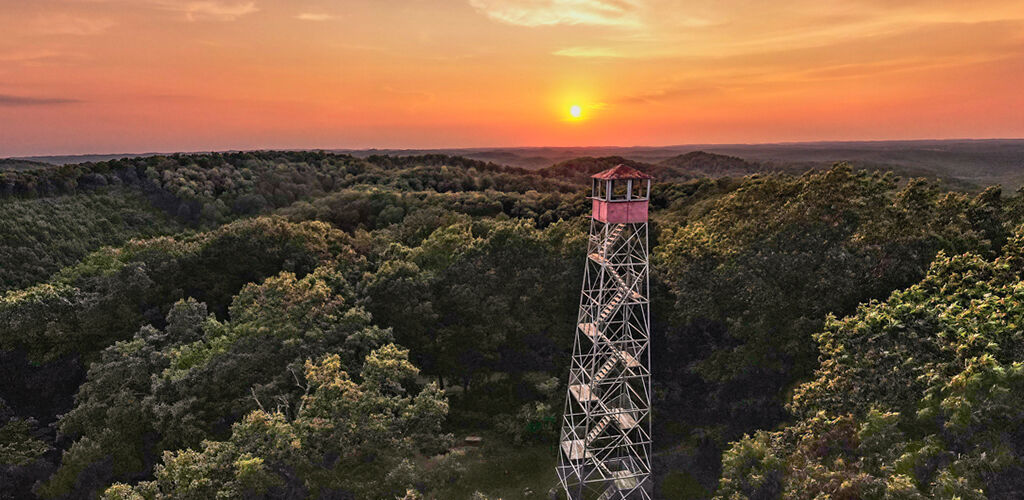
left=2, top=151, right=1024, bottom=499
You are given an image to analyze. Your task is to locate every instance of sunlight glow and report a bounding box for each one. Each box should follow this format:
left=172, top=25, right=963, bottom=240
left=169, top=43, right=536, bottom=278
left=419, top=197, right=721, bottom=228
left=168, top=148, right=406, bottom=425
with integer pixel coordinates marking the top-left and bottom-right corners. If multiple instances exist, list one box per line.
left=3, top=0, right=1024, bottom=154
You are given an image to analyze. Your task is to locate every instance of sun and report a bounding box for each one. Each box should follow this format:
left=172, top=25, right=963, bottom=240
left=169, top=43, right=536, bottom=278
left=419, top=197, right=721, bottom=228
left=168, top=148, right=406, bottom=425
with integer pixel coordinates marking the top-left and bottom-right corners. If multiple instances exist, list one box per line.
left=569, top=105, right=582, bottom=119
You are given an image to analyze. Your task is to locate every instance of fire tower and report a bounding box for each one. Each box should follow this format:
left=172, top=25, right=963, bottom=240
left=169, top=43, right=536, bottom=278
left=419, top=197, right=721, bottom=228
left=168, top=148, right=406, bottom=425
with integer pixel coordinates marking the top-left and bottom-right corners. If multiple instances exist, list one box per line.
left=558, top=165, right=652, bottom=500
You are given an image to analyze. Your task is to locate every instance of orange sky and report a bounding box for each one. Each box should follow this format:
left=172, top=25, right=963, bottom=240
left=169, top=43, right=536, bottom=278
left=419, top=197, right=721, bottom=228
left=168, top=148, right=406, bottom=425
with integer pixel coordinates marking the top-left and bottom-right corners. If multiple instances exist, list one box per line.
left=2, top=0, right=1024, bottom=156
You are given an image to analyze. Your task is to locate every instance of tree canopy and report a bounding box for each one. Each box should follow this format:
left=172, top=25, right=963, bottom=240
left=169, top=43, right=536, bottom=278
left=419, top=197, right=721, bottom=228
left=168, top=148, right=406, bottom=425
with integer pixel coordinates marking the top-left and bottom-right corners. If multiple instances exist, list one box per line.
left=3, top=152, right=1024, bottom=499
left=718, top=229, right=1024, bottom=499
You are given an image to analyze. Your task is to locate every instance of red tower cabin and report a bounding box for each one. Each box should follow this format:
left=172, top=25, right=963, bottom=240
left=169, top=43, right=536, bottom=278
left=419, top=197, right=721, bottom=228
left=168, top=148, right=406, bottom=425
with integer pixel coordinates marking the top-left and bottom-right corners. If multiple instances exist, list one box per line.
left=591, top=165, right=652, bottom=224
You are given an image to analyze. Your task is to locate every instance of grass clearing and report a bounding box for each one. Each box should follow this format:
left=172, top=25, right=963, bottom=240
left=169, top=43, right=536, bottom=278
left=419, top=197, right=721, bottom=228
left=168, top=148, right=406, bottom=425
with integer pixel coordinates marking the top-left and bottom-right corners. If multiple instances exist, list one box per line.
left=435, top=433, right=560, bottom=500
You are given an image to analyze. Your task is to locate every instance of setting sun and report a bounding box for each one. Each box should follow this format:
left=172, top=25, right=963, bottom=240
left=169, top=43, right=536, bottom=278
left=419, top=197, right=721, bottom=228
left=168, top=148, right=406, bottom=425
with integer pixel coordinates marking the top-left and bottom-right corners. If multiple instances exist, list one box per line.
left=569, top=105, right=582, bottom=119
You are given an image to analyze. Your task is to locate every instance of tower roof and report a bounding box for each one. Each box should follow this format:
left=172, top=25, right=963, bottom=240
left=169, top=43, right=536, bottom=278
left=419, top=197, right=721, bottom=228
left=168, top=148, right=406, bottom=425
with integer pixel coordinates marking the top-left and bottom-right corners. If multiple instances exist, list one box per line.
left=591, top=164, right=653, bottom=180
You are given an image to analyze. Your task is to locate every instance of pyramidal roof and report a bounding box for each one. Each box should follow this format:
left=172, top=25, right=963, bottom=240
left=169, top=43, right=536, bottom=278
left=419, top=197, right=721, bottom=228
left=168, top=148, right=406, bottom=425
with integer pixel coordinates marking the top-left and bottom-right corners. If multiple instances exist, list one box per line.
left=591, top=164, right=653, bottom=180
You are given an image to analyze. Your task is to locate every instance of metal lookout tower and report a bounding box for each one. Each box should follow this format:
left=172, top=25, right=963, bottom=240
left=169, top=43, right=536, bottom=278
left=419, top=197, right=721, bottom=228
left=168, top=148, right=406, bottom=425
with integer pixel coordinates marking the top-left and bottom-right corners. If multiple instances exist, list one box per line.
left=558, top=165, right=653, bottom=500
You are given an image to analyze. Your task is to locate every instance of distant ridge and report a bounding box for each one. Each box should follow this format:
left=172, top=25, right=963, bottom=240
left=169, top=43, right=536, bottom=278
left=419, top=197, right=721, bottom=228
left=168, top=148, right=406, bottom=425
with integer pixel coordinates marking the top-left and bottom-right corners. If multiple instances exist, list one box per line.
left=658, top=151, right=766, bottom=177
left=8, top=139, right=1024, bottom=188
left=538, top=151, right=769, bottom=182
left=539, top=156, right=666, bottom=182
left=0, top=158, right=53, bottom=171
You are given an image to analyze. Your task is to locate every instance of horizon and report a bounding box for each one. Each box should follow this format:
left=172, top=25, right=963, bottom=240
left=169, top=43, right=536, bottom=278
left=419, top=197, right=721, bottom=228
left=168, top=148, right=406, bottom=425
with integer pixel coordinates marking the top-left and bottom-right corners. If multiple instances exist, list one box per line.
left=10, top=137, right=1024, bottom=162
left=3, top=1, right=1024, bottom=156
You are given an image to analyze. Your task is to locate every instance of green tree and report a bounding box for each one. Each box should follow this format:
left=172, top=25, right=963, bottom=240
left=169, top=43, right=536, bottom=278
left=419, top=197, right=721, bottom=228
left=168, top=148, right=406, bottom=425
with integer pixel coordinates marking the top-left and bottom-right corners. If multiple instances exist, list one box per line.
left=42, top=264, right=390, bottom=498
left=654, top=166, right=1009, bottom=440
left=105, top=345, right=450, bottom=499
left=363, top=217, right=585, bottom=396
left=717, top=228, right=1024, bottom=499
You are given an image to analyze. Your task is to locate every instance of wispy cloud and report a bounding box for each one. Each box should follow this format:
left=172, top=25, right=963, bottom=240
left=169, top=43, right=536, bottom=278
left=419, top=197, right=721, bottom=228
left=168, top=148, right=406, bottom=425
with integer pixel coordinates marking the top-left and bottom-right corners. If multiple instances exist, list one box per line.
left=469, top=0, right=643, bottom=27
left=33, top=14, right=115, bottom=35
left=617, top=84, right=720, bottom=104
left=553, top=46, right=629, bottom=58
left=0, top=94, right=81, bottom=106
left=159, top=1, right=259, bottom=21
left=47, top=0, right=260, bottom=21
left=0, top=49, right=65, bottom=63
left=295, top=12, right=334, bottom=22
left=675, top=16, right=715, bottom=28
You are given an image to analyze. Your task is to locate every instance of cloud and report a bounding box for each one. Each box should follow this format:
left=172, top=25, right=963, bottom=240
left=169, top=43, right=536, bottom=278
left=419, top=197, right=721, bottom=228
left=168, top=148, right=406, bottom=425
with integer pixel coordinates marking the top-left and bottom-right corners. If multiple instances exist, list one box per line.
left=0, top=95, right=81, bottom=106
left=33, top=14, right=115, bottom=35
left=48, top=0, right=259, bottom=21
left=675, top=16, right=714, bottom=28
left=469, top=0, right=643, bottom=27
left=160, top=1, right=259, bottom=21
left=614, top=77, right=727, bottom=104
left=553, top=46, right=629, bottom=58
left=296, top=12, right=334, bottom=22
left=0, top=49, right=65, bottom=63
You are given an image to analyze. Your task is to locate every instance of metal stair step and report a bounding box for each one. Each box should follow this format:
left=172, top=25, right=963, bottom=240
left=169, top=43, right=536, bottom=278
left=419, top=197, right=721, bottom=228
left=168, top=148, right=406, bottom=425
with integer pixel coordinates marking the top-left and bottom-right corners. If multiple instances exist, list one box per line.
left=613, top=411, right=639, bottom=430
left=569, top=384, right=596, bottom=402
left=596, top=485, right=618, bottom=500
left=586, top=415, right=613, bottom=443
left=560, top=439, right=590, bottom=460
left=595, top=357, right=617, bottom=380
left=612, top=470, right=640, bottom=491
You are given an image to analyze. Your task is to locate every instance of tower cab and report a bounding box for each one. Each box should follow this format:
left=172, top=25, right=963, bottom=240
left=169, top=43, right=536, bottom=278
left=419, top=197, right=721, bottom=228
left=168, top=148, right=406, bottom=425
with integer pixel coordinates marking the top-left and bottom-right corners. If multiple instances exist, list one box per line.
left=590, top=164, right=652, bottom=224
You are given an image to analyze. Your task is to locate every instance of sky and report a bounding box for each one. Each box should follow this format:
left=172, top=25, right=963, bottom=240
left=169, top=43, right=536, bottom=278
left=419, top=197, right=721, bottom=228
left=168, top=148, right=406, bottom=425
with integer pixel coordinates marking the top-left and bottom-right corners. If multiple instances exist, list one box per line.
left=2, top=0, right=1024, bottom=156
